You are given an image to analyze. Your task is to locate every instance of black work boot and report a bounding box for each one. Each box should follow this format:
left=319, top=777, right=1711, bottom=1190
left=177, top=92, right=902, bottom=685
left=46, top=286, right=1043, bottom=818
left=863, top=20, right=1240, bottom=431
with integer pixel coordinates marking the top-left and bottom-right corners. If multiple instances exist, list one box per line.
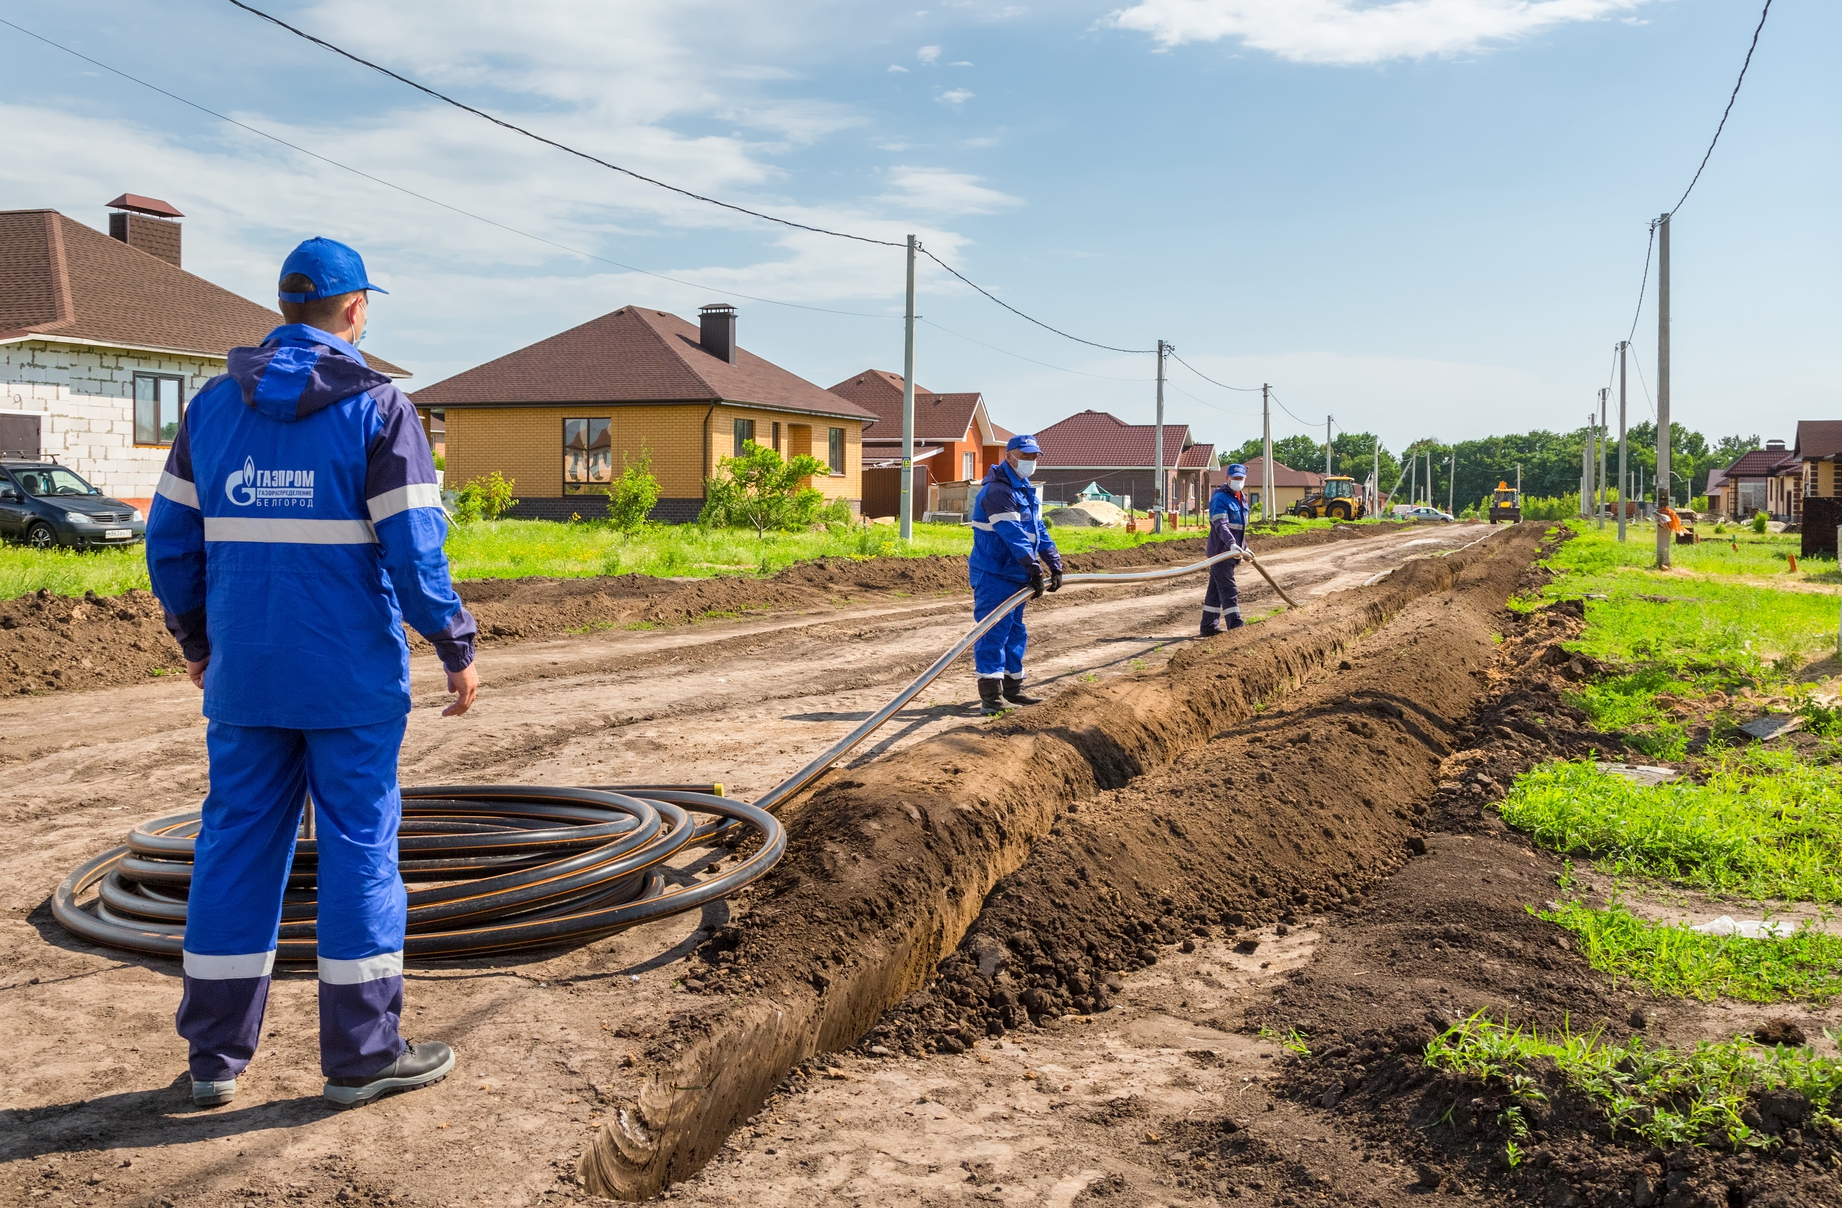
left=1002, top=676, right=1044, bottom=706
left=978, top=678, right=1007, bottom=715
left=324, top=1040, right=455, bottom=1107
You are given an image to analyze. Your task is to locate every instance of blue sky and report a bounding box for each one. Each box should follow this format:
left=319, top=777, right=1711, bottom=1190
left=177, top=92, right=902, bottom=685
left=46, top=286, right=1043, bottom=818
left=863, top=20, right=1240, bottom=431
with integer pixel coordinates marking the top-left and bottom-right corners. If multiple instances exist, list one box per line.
left=2, top=0, right=1833, bottom=458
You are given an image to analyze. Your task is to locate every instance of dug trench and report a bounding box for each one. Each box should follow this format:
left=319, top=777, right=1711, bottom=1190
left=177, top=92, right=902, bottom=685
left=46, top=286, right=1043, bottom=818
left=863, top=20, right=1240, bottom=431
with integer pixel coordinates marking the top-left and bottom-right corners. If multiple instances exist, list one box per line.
left=0, top=521, right=1407, bottom=698
left=576, top=521, right=1543, bottom=1199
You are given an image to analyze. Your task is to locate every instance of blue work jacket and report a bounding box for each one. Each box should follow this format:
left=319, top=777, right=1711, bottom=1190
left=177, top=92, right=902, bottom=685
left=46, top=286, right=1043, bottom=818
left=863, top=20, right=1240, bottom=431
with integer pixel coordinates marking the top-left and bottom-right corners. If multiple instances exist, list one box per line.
left=969, top=462, right=1061, bottom=583
left=1207, top=485, right=1252, bottom=556
left=146, top=324, right=476, bottom=729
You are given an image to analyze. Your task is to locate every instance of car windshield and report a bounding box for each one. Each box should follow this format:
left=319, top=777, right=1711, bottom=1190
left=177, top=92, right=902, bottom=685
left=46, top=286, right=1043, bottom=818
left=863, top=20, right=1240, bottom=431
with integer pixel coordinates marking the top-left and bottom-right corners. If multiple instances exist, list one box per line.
left=13, top=468, right=98, bottom=497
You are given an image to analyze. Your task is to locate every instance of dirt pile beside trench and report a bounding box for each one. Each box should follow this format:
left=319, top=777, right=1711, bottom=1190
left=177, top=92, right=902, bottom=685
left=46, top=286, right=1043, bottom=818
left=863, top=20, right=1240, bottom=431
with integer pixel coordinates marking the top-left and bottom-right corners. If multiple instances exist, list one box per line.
left=575, top=522, right=1541, bottom=1200
left=0, top=522, right=1406, bottom=697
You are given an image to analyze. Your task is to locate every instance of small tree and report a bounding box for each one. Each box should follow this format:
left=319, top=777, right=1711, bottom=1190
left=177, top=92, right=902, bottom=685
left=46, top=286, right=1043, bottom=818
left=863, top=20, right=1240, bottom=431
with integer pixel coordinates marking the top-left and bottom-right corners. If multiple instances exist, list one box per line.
left=699, top=440, right=826, bottom=537
left=453, top=471, right=517, bottom=523
left=604, top=446, right=660, bottom=538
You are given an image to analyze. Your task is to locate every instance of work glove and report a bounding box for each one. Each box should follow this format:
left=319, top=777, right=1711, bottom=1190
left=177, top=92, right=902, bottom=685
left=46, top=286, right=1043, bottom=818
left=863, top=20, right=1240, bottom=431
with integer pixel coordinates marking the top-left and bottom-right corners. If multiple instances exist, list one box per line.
left=1026, top=561, right=1046, bottom=600
left=1048, top=565, right=1064, bottom=593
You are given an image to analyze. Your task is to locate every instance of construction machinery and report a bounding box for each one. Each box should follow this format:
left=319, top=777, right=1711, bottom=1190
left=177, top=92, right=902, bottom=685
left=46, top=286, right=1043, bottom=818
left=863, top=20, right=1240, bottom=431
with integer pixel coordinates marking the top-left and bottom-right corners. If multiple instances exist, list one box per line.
left=1286, top=475, right=1366, bottom=521
left=1487, top=482, right=1522, bottom=525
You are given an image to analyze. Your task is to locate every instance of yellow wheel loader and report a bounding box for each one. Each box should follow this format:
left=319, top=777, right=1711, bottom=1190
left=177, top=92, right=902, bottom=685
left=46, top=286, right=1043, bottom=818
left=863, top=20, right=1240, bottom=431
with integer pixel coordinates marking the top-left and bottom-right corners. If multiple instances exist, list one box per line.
left=1286, top=475, right=1367, bottom=521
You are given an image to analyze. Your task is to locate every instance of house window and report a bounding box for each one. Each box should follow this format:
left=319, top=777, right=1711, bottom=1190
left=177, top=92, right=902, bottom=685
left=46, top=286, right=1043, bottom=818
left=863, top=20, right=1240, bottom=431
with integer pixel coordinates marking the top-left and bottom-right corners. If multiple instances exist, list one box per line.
left=1736, top=481, right=1767, bottom=517
left=563, top=418, right=612, bottom=493
left=962, top=451, right=975, bottom=481
left=772, top=422, right=781, bottom=453
left=827, top=427, right=844, bottom=474
left=133, top=373, right=185, bottom=446
left=733, top=418, right=755, bottom=458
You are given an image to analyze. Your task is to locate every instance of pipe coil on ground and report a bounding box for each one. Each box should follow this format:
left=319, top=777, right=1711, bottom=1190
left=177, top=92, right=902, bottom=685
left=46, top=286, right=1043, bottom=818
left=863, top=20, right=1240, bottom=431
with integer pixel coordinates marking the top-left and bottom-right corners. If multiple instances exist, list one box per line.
left=53, top=548, right=1270, bottom=964
left=53, top=785, right=783, bottom=961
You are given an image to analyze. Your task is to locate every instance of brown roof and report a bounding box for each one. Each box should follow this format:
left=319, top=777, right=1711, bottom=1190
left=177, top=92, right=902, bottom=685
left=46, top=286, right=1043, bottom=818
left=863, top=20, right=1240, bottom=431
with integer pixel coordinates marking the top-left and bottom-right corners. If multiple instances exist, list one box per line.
left=0, top=209, right=407, bottom=376
left=107, top=194, right=184, bottom=219
left=1034, top=410, right=1193, bottom=468
left=1723, top=444, right=1797, bottom=479
left=1177, top=442, right=1215, bottom=470
left=1209, top=459, right=1323, bottom=489
left=1795, top=421, right=1842, bottom=461
left=829, top=369, right=997, bottom=443
left=413, top=306, right=873, bottom=421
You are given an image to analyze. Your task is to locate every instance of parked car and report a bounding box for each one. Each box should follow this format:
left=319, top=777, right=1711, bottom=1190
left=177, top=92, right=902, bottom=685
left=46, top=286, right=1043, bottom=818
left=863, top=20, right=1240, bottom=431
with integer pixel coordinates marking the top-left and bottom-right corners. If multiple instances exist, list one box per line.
left=0, top=460, right=146, bottom=549
left=1403, top=505, right=1455, bottom=523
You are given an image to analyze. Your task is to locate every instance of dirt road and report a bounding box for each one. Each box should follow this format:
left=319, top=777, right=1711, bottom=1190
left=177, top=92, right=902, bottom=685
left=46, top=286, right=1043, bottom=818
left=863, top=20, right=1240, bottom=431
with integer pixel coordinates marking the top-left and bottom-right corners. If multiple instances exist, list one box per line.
left=1, top=522, right=1485, bottom=1208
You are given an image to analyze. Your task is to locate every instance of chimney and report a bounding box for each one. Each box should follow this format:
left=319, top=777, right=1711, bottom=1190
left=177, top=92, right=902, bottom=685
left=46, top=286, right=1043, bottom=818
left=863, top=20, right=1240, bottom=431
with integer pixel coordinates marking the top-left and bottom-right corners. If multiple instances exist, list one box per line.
left=698, top=303, right=737, bottom=365
left=106, top=194, right=184, bottom=268
left=1766, top=439, right=1787, bottom=450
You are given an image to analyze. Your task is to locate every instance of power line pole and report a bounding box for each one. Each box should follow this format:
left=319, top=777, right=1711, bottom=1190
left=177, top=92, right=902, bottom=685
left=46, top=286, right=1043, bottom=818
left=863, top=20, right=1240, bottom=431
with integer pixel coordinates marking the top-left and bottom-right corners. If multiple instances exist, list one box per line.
left=1447, top=451, right=1455, bottom=515
left=1598, top=388, right=1609, bottom=530
left=1582, top=419, right=1592, bottom=517
left=1153, top=340, right=1167, bottom=534
left=1324, top=416, right=1333, bottom=479
left=900, top=234, right=917, bottom=542
left=1617, top=341, right=1629, bottom=543
left=1372, top=441, right=1379, bottom=516
left=1656, top=213, right=1672, bottom=568
left=1262, top=384, right=1273, bottom=523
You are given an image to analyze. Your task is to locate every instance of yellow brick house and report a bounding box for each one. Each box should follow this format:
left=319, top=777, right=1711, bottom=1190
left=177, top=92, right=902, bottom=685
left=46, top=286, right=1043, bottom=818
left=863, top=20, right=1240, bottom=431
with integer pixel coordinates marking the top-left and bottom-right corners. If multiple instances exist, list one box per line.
left=411, top=304, right=873, bottom=522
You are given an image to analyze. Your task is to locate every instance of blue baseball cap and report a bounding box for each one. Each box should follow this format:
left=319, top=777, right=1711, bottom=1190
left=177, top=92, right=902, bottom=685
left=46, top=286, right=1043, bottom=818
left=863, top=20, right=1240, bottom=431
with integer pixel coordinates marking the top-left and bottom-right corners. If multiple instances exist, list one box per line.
left=1006, top=433, right=1042, bottom=455
left=1227, top=463, right=1248, bottom=477
left=278, top=237, right=388, bottom=302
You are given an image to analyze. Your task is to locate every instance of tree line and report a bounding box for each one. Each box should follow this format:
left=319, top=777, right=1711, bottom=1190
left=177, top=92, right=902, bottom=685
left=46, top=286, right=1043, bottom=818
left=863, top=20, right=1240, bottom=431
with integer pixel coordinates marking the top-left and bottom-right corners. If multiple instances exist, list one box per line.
left=1220, top=424, right=1761, bottom=510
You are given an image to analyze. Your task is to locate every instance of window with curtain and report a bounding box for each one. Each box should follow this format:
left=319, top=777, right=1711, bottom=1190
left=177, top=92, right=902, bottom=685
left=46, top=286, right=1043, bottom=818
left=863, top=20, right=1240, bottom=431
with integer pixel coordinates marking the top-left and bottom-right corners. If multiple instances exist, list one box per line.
left=827, top=427, right=844, bottom=474
left=563, top=418, right=612, bottom=493
left=133, top=373, right=185, bottom=446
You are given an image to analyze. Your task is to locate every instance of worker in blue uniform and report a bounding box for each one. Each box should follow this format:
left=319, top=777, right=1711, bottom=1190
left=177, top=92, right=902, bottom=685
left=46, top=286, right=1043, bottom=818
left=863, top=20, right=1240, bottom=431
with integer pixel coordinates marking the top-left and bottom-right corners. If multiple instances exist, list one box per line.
left=146, top=238, right=477, bottom=1110
left=969, top=433, right=1063, bottom=715
left=1202, top=463, right=1253, bottom=635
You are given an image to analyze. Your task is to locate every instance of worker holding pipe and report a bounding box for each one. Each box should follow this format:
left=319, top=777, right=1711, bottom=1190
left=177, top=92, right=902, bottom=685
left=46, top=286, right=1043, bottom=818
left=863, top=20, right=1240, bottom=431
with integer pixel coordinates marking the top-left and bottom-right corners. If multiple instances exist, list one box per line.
left=1202, top=463, right=1252, bottom=635
left=146, top=238, right=476, bottom=1110
left=969, top=433, right=1063, bottom=715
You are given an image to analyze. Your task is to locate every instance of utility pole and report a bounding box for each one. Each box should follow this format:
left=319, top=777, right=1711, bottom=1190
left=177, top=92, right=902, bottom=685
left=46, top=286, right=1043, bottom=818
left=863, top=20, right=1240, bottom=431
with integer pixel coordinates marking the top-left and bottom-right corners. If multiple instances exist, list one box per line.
left=1617, top=341, right=1629, bottom=542
left=1372, top=442, right=1380, bottom=516
left=1582, top=419, right=1592, bottom=517
left=900, top=234, right=917, bottom=542
left=1655, top=213, right=1672, bottom=568
left=1324, top=416, right=1333, bottom=479
left=1261, top=384, right=1273, bottom=523
left=1153, top=341, right=1167, bottom=534
left=1447, top=452, right=1455, bottom=515
left=1598, top=389, right=1609, bottom=529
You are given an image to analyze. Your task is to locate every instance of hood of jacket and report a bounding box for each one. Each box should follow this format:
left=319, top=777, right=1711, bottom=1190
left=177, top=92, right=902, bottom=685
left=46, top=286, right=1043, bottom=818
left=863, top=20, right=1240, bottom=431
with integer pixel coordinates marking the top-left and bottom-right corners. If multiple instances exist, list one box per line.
left=226, top=324, right=393, bottom=423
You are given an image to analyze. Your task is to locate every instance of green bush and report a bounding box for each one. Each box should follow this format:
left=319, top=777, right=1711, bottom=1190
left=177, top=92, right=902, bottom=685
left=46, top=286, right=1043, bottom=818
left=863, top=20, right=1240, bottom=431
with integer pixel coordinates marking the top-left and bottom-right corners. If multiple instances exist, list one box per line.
left=453, top=471, right=517, bottom=523
left=699, top=441, right=828, bottom=537
left=602, top=447, right=661, bottom=538
left=1751, top=511, right=1769, bottom=535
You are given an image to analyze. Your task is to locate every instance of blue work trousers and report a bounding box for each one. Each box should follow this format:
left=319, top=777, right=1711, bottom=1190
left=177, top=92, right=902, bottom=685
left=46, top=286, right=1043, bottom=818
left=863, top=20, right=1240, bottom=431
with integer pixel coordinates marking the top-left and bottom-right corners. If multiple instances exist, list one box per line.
left=972, top=572, right=1030, bottom=679
left=176, top=717, right=410, bottom=1081
left=1201, top=561, right=1243, bottom=634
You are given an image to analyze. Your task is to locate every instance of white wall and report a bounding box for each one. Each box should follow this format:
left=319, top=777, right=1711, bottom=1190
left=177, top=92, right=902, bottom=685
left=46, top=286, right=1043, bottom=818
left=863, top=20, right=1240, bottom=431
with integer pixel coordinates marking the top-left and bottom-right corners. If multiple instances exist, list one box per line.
left=0, top=340, right=223, bottom=501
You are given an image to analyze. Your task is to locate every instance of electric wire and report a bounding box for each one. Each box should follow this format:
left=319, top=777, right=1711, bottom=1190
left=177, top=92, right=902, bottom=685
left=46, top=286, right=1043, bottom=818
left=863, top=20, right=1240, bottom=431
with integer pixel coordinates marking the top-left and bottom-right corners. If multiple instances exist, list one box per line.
left=916, top=318, right=1153, bottom=382
left=1670, top=0, right=1774, bottom=217
left=1167, top=351, right=1261, bottom=392
left=915, top=246, right=1154, bottom=355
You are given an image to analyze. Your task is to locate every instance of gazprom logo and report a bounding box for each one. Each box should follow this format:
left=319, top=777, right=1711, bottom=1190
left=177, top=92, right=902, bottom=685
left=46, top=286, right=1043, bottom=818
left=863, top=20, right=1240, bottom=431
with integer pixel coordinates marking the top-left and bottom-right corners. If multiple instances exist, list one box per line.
left=225, top=458, right=314, bottom=508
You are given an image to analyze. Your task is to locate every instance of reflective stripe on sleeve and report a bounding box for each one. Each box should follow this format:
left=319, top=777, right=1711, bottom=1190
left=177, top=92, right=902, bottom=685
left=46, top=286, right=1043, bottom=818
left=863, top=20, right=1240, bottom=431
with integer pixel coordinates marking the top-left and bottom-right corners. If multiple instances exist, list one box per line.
left=366, top=483, right=444, bottom=524
left=183, top=950, right=277, bottom=979
left=985, top=511, right=1023, bottom=523
left=318, top=951, right=405, bottom=985
left=203, top=517, right=377, bottom=544
left=156, top=472, right=200, bottom=510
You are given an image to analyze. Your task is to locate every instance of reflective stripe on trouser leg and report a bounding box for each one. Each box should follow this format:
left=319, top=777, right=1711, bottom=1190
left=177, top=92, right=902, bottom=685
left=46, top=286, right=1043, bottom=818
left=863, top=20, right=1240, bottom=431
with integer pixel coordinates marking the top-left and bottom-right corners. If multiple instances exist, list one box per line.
left=177, top=722, right=309, bottom=1081
left=971, top=572, right=1029, bottom=679
left=305, top=717, right=411, bottom=1079
left=1201, top=561, right=1243, bottom=632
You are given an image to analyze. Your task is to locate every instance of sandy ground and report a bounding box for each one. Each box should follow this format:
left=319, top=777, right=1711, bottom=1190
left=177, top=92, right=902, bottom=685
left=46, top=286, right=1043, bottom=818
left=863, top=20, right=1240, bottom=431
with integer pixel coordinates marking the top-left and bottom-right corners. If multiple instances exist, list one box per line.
left=1, top=524, right=1484, bottom=1208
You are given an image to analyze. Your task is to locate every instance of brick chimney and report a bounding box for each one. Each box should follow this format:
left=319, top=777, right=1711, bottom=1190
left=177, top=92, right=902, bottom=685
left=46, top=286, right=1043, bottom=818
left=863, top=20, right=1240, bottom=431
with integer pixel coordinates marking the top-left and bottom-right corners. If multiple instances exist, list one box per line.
left=698, top=303, right=737, bottom=365
left=106, top=194, right=184, bottom=268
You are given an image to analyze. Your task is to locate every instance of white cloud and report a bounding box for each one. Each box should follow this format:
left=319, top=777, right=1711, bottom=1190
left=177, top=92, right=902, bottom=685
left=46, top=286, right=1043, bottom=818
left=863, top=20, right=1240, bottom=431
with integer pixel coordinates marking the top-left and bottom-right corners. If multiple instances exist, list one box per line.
left=888, top=63, right=910, bottom=71
left=1105, top=0, right=1652, bottom=64
left=950, top=60, right=976, bottom=66
left=939, top=88, right=976, bottom=105
left=878, top=166, right=1022, bottom=214
left=917, top=44, right=944, bottom=63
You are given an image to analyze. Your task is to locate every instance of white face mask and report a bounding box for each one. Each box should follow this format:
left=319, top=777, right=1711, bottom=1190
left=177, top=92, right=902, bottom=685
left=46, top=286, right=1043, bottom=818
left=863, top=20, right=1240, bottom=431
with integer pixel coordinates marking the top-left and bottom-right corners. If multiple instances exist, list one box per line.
left=1014, top=459, right=1038, bottom=478
left=1228, top=477, right=1246, bottom=492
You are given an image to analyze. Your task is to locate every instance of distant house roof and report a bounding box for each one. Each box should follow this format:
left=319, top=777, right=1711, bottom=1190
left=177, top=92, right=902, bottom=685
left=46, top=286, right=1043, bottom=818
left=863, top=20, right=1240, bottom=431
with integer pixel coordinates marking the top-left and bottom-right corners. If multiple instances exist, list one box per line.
left=1795, top=421, right=1842, bottom=462
left=1035, top=410, right=1193, bottom=468
left=1207, top=460, right=1323, bottom=490
left=828, top=368, right=1005, bottom=444
left=1724, top=443, right=1797, bottom=479
left=0, top=208, right=407, bottom=376
left=412, top=307, right=874, bottom=421
left=1177, top=443, right=1215, bottom=470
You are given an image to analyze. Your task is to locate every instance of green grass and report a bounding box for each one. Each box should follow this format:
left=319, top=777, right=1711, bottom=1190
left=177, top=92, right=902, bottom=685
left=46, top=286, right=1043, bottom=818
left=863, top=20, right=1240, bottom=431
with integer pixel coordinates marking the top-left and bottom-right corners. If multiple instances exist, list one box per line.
left=1425, top=1013, right=1842, bottom=1153
left=0, top=544, right=152, bottom=598
left=1540, top=898, right=1842, bottom=1003
left=1499, top=751, right=1842, bottom=902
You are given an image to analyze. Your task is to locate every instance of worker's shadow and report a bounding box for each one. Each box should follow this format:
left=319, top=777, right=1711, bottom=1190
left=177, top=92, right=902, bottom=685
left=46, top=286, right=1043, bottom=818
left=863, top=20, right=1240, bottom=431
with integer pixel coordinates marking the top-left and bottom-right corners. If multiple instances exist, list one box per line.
left=5, top=1075, right=333, bottom=1162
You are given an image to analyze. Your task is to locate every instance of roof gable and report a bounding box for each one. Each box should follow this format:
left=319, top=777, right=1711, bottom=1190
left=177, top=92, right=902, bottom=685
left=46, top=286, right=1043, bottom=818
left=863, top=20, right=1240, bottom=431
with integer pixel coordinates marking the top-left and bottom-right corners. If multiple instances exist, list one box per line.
left=830, top=369, right=987, bottom=440
left=1035, top=409, right=1192, bottom=468
left=413, top=306, right=873, bottom=420
left=1795, top=421, right=1842, bottom=461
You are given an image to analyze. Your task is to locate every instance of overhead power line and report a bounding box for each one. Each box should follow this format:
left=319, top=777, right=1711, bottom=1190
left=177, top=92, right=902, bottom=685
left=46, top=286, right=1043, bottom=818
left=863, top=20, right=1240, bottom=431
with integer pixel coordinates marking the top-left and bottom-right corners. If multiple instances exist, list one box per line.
left=1167, top=351, right=1261, bottom=392
left=916, top=318, right=1153, bottom=381
left=1671, top=0, right=1774, bottom=217
left=225, top=0, right=1153, bottom=357
left=1265, top=389, right=1316, bottom=429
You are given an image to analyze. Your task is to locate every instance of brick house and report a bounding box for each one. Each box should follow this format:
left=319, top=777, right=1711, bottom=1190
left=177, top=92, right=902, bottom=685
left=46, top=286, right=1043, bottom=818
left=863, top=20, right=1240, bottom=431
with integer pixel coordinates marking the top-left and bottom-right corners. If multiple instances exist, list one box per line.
left=826, top=369, right=1011, bottom=520
left=411, top=304, right=873, bottom=522
left=0, top=196, right=407, bottom=511
left=1710, top=441, right=1800, bottom=522
left=1032, top=409, right=1213, bottom=518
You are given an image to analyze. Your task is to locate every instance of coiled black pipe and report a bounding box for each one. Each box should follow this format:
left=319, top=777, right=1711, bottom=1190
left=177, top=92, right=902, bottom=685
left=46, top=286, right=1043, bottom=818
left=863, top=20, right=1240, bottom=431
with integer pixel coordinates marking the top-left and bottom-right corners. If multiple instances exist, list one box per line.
left=52, top=550, right=1248, bottom=963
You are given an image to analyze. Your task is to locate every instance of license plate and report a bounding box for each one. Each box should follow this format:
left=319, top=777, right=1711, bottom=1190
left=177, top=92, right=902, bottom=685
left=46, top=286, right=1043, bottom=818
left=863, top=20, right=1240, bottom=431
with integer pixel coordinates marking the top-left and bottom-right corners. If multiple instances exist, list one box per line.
left=105, top=529, right=131, bottom=539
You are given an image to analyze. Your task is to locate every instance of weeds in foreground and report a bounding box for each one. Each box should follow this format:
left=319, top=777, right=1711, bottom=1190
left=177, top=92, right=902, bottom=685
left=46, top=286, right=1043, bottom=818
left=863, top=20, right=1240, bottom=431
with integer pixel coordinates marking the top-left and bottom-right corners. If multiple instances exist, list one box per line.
left=1424, top=1013, right=1842, bottom=1154
left=1498, top=751, right=1842, bottom=902
left=1539, top=899, right=1842, bottom=1003
left=1259, top=1025, right=1312, bottom=1055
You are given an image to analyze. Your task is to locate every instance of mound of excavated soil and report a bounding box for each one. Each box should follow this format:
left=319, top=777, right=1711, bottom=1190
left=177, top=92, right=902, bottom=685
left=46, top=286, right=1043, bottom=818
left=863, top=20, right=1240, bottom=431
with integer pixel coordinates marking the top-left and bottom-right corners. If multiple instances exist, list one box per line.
left=0, top=522, right=1407, bottom=698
